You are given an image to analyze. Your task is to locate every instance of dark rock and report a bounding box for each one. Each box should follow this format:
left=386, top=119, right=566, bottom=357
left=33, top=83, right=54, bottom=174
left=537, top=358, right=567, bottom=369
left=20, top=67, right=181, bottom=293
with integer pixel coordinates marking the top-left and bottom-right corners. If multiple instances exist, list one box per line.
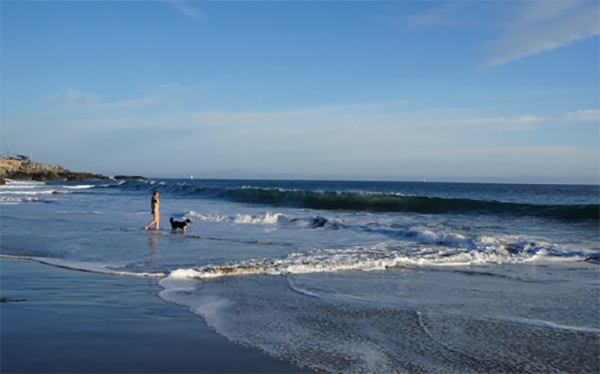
left=1, top=157, right=122, bottom=182
left=6, top=171, right=34, bottom=180
left=32, top=171, right=60, bottom=181
left=5, top=170, right=110, bottom=182
left=0, top=297, right=27, bottom=303
left=9, top=170, right=58, bottom=181
left=113, top=175, right=147, bottom=180
left=310, top=216, right=328, bottom=228
left=61, top=172, right=109, bottom=181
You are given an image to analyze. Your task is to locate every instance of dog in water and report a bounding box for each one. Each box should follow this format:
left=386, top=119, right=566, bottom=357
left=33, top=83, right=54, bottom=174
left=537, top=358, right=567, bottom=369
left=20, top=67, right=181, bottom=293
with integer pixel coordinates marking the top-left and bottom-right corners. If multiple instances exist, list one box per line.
left=170, top=217, right=192, bottom=232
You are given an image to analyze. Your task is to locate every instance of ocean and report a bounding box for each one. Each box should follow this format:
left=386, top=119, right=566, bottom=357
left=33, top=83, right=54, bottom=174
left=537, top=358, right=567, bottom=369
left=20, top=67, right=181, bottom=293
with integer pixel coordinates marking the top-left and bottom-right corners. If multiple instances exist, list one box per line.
left=1, top=178, right=599, bottom=373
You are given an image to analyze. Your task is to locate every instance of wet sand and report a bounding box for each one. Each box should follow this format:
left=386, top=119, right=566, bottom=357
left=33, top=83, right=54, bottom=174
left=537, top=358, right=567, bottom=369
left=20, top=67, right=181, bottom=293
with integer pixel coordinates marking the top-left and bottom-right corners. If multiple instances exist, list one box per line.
left=0, top=258, right=315, bottom=373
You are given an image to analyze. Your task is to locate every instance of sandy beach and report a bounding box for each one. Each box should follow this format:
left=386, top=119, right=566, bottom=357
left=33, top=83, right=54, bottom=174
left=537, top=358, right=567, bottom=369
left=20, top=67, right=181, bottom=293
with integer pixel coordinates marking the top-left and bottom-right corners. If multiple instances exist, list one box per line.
left=0, top=258, right=315, bottom=373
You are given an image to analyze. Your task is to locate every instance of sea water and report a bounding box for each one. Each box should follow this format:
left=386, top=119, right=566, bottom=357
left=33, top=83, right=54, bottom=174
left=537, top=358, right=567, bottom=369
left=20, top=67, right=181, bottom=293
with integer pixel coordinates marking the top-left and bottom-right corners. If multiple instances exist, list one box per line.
left=1, top=179, right=598, bottom=373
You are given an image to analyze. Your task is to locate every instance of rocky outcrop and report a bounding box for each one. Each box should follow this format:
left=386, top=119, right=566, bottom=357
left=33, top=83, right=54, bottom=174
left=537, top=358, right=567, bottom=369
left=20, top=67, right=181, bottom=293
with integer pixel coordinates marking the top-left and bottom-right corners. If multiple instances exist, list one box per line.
left=0, top=158, right=113, bottom=183
left=113, top=175, right=147, bottom=180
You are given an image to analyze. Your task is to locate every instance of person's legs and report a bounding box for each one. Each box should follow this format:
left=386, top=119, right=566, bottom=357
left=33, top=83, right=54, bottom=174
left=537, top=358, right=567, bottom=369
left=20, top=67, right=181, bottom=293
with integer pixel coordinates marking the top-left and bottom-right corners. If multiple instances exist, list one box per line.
left=144, top=212, right=159, bottom=230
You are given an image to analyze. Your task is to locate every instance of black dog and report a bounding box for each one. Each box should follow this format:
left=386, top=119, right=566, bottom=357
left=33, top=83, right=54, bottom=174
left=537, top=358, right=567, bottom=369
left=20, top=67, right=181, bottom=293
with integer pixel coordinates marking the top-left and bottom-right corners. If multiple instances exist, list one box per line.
left=170, top=217, right=192, bottom=232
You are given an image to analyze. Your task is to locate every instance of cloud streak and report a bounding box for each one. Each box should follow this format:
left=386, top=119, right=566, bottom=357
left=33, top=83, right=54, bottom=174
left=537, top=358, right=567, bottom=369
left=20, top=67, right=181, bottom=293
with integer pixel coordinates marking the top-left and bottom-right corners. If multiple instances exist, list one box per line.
left=33, top=86, right=600, bottom=137
left=39, top=84, right=201, bottom=117
left=164, top=0, right=205, bottom=21
left=382, top=1, right=599, bottom=68
left=481, top=1, right=600, bottom=68
left=565, top=109, right=600, bottom=122
left=6, top=89, right=598, bottom=182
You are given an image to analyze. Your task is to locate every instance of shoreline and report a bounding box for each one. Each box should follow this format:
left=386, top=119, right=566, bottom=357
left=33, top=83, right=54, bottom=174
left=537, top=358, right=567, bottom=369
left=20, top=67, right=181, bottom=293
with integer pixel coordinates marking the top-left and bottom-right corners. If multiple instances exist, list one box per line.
left=0, top=258, right=315, bottom=373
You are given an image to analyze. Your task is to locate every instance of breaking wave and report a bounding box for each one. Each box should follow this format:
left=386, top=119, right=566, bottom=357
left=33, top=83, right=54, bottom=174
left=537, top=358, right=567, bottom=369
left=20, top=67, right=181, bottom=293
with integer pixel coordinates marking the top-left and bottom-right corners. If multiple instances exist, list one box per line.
left=166, top=240, right=598, bottom=280
left=114, top=180, right=599, bottom=221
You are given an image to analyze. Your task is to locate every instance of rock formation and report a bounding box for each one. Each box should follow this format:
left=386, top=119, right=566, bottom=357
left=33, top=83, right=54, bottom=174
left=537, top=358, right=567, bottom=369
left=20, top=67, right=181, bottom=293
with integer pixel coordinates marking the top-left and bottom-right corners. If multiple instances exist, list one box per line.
left=0, top=157, right=140, bottom=184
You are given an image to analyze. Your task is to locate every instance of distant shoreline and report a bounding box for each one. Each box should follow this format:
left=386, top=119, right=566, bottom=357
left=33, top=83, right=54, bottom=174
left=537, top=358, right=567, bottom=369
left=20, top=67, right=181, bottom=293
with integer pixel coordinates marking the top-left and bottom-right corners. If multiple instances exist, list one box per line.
left=1, top=157, right=597, bottom=186
left=0, top=157, right=146, bottom=184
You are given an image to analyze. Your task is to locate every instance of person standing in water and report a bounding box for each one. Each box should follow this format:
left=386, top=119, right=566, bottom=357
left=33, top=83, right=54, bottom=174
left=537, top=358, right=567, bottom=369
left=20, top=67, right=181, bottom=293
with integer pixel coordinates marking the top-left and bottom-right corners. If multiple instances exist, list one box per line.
left=144, top=191, right=160, bottom=230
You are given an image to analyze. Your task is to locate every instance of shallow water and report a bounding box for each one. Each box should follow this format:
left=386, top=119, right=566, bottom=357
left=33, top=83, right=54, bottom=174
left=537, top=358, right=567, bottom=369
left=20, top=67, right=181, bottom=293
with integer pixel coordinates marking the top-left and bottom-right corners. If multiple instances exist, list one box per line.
left=1, top=179, right=598, bottom=373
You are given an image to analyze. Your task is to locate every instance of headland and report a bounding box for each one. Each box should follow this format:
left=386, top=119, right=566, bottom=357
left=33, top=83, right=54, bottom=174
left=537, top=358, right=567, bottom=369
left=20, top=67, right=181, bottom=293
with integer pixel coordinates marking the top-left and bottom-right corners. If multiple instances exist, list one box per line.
left=0, top=156, right=146, bottom=184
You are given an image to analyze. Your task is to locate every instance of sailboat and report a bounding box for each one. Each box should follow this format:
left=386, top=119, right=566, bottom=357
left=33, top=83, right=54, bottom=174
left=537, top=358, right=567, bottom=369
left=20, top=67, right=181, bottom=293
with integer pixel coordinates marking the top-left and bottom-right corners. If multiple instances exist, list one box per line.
left=190, top=174, right=194, bottom=180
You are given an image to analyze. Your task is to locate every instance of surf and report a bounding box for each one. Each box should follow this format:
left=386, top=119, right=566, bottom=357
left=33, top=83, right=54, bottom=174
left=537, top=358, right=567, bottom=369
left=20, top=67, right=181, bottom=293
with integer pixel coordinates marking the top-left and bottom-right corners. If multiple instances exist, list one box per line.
left=110, top=179, right=600, bottom=221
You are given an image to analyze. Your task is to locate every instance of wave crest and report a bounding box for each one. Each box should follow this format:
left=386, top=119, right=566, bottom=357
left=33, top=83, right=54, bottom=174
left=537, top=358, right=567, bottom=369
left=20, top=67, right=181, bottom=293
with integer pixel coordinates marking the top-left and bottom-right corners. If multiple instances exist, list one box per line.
left=167, top=240, right=597, bottom=280
left=115, top=181, right=599, bottom=221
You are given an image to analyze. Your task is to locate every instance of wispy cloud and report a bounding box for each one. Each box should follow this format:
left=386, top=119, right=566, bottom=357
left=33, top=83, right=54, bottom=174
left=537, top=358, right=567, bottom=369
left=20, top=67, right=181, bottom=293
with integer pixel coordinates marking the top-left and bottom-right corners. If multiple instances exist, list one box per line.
left=389, top=2, right=468, bottom=28
left=63, top=89, right=103, bottom=106
left=440, top=114, right=544, bottom=132
left=440, top=108, right=600, bottom=131
left=480, top=1, right=600, bottom=68
left=380, top=1, right=599, bottom=68
left=373, top=2, right=480, bottom=29
left=564, top=109, right=600, bottom=122
left=8, top=90, right=598, bottom=181
left=164, top=0, right=205, bottom=21
left=38, top=84, right=200, bottom=117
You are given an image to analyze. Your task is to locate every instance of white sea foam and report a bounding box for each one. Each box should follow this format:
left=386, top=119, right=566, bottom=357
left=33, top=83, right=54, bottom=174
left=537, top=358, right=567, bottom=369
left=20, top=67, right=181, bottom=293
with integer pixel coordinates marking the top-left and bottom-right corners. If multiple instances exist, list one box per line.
left=63, top=184, right=94, bottom=189
left=165, top=238, right=575, bottom=280
left=0, top=180, right=45, bottom=188
left=159, top=259, right=600, bottom=374
left=0, top=180, right=79, bottom=203
left=0, top=196, right=42, bottom=204
left=502, top=317, right=600, bottom=333
left=188, top=211, right=288, bottom=225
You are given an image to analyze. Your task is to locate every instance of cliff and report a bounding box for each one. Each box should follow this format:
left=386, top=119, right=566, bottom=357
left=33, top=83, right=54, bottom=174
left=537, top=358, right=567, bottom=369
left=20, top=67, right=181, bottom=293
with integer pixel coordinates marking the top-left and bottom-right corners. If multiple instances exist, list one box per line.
left=0, top=157, right=139, bottom=184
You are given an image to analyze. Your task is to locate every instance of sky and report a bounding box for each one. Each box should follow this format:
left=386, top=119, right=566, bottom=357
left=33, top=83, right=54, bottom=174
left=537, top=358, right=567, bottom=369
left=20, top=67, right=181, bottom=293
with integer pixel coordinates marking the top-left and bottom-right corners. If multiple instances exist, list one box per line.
left=1, top=0, right=599, bottom=184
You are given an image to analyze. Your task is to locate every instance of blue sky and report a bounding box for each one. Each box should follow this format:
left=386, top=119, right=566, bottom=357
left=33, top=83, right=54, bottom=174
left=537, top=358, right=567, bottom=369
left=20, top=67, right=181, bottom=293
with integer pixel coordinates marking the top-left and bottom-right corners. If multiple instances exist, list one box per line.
left=2, top=1, right=598, bottom=183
